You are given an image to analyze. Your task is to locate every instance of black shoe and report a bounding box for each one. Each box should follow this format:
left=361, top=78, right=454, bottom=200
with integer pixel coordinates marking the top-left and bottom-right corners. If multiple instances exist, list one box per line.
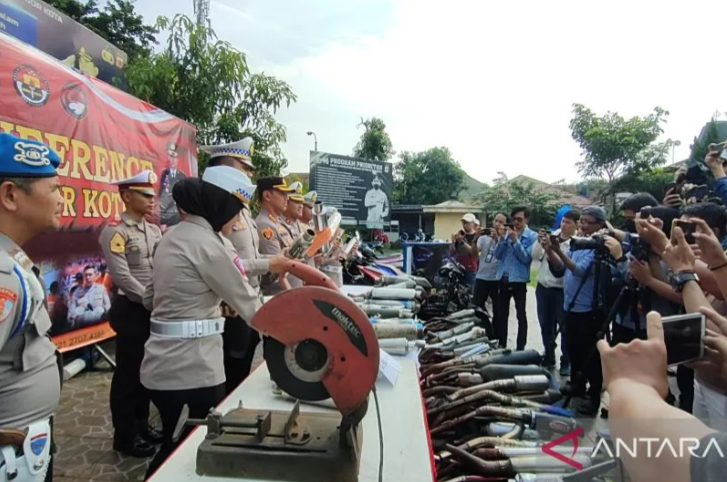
left=559, top=382, right=586, bottom=397
left=114, top=435, right=156, bottom=458
left=139, top=425, right=164, bottom=445
left=576, top=399, right=600, bottom=416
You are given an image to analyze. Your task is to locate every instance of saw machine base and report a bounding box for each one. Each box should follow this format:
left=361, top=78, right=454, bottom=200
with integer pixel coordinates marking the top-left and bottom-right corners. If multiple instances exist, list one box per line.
left=195, top=402, right=363, bottom=482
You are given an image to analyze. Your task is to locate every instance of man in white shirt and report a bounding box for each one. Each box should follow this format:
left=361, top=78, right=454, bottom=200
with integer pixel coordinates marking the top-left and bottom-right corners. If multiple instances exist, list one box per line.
left=532, top=209, right=580, bottom=375
left=473, top=212, right=508, bottom=336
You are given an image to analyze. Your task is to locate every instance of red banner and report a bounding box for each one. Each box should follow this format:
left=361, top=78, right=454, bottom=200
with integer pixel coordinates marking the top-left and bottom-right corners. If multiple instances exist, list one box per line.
left=0, top=32, right=197, bottom=346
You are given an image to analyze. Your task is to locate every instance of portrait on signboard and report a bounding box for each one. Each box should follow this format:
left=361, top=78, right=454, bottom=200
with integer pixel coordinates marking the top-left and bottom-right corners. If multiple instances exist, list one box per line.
left=158, top=142, right=188, bottom=227
left=365, top=173, right=390, bottom=229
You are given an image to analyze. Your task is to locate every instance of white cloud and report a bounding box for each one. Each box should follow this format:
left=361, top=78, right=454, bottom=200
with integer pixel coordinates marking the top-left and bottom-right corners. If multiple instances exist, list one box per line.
left=136, top=0, right=727, bottom=184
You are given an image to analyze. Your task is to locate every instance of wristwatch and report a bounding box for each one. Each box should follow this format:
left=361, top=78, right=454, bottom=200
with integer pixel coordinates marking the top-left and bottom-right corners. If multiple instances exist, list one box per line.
left=671, top=271, right=700, bottom=292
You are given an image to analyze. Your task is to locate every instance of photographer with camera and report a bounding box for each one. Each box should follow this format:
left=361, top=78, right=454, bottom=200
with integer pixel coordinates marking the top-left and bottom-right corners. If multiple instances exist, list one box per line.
left=621, top=192, right=659, bottom=233
left=493, top=206, right=538, bottom=350
left=635, top=217, right=727, bottom=431
left=533, top=209, right=580, bottom=375
left=450, top=213, right=480, bottom=288
left=546, top=206, right=625, bottom=415
left=472, top=212, right=508, bottom=337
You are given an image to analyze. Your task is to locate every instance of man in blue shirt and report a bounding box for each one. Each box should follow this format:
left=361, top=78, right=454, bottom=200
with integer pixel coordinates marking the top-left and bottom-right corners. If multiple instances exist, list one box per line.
left=494, top=206, right=538, bottom=350
left=547, top=205, right=624, bottom=415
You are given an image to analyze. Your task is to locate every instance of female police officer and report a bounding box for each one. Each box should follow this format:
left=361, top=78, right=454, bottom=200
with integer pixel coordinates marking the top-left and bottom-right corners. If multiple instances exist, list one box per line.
left=140, top=166, right=262, bottom=478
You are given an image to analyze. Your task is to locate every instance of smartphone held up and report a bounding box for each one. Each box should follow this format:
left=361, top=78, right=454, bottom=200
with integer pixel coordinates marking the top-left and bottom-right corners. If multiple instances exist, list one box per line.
left=662, top=313, right=706, bottom=366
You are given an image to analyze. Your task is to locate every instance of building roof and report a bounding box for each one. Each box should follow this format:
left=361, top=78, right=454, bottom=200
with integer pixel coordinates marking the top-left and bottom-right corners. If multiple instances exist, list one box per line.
left=507, top=175, right=594, bottom=208
left=423, top=200, right=483, bottom=213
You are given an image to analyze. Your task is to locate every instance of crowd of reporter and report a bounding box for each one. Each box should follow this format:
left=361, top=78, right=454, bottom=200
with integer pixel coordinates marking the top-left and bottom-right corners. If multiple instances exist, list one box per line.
left=449, top=148, right=727, bottom=480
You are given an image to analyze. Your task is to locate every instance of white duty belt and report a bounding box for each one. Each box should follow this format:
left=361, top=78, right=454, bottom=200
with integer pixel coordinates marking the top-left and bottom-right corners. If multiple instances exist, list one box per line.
left=150, top=318, right=225, bottom=339
left=0, top=419, right=52, bottom=482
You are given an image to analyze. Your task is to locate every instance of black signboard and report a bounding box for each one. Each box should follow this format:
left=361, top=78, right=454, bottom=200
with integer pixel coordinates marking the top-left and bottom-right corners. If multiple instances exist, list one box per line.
left=309, top=151, right=394, bottom=228
left=0, top=0, right=128, bottom=86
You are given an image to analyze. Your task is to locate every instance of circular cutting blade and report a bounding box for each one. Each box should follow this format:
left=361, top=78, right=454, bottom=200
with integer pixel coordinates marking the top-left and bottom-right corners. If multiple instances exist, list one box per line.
left=264, top=337, right=331, bottom=401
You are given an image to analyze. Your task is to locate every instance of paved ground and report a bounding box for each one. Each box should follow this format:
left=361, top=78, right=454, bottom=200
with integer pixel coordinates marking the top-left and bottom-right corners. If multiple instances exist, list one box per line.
left=53, top=286, right=612, bottom=480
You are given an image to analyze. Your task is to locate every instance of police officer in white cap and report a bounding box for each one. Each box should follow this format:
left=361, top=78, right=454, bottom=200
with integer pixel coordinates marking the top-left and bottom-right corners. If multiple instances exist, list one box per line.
left=141, top=166, right=272, bottom=477
left=0, top=133, right=64, bottom=482
left=99, top=170, right=163, bottom=457
left=199, top=138, right=287, bottom=394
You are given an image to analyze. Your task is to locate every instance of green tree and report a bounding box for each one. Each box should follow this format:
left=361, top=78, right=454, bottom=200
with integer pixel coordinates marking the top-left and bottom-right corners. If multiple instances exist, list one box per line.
left=610, top=168, right=674, bottom=204
left=353, top=117, right=395, bottom=161
left=125, top=15, right=296, bottom=176
left=50, top=0, right=158, bottom=61
left=393, top=147, right=466, bottom=205
left=474, top=179, right=559, bottom=228
left=569, top=104, right=671, bottom=184
left=690, top=118, right=721, bottom=163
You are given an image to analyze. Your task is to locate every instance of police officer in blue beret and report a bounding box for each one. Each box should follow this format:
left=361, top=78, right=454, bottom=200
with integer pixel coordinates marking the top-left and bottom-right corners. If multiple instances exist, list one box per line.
left=0, top=133, right=64, bottom=482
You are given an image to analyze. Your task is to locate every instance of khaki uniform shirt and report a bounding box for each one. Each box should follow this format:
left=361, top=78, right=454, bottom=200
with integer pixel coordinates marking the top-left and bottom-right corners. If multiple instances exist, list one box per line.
left=256, top=208, right=293, bottom=294
left=0, top=234, right=60, bottom=430
left=282, top=217, right=305, bottom=288
left=140, top=215, right=261, bottom=391
left=99, top=213, right=162, bottom=304
left=225, top=206, right=270, bottom=292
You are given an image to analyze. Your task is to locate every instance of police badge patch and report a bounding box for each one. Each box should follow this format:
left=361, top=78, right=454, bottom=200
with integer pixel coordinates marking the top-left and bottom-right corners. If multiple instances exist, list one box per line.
left=0, top=288, right=18, bottom=323
left=109, top=232, right=126, bottom=254
left=262, top=227, right=274, bottom=240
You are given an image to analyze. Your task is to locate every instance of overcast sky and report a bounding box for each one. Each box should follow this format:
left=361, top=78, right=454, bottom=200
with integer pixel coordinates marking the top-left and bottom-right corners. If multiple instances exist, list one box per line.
left=131, top=0, right=727, bottom=184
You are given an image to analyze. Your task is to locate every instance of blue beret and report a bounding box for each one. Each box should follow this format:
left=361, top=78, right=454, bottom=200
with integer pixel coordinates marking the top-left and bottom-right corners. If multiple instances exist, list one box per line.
left=0, top=133, right=61, bottom=178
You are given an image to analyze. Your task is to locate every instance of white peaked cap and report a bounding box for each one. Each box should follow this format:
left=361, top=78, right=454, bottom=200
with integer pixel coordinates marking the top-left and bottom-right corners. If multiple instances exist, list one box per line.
left=112, top=170, right=158, bottom=196
left=199, top=137, right=254, bottom=169
left=202, top=165, right=257, bottom=203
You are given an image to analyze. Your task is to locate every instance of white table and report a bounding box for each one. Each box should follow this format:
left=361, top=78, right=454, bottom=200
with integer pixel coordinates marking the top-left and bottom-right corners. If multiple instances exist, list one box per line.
left=150, top=358, right=435, bottom=482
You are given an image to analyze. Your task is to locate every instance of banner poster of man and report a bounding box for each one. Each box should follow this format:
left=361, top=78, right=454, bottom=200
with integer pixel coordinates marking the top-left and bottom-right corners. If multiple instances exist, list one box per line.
left=309, top=151, right=393, bottom=229
left=158, top=141, right=188, bottom=227
left=42, top=255, right=113, bottom=336
left=0, top=32, right=196, bottom=351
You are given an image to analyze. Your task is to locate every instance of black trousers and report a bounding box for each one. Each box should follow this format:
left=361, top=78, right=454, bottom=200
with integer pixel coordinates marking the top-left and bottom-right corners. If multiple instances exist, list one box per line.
left=497, top=280, right=528, bottom=350
left=473, top=279, right=498, bottom=338
left=222, top=315, right=261, bottom=395
left=145, top=384, right=225, bottom=480
left=611, top=322, right=646, bottom=345
left=565, top=311, right=603, bottom=403
left=108, top=295, right=152, bottom=445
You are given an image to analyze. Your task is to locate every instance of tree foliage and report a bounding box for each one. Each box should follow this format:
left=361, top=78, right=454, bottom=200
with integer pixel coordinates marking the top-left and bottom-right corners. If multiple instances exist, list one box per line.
left=690, top=119, right=721, bottom=163
left=474, top=179, right=560, bottom=229
left=569, top=104, right=671, bottom=183
left=353, top=117, right=395, bottom=161
left=393, top=147, right=466, bottom=205
left=50, top=0, right=158, bottom=61
left=610, top=168, right=674, bottom=204
left=125, top=15, right=296, bottom=176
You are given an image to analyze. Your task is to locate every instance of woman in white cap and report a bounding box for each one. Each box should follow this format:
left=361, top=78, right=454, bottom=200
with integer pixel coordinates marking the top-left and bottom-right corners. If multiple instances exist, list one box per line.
left=140, top=166, right=265, bottom=478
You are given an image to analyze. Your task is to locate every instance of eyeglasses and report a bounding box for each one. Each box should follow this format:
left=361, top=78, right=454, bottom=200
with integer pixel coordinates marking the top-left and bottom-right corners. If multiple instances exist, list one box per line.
left=513, top=217, right=525, bottom=222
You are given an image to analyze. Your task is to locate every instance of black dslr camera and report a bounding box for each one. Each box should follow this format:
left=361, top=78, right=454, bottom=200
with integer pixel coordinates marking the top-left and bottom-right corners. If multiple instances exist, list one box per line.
left=570, top=235, right=607, bottom=252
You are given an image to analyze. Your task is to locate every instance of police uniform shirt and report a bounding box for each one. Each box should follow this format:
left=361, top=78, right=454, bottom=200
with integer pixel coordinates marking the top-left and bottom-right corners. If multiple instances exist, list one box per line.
left=140, top=215, right=261, bottom=391
left=99, top=212, right=162, bottom=304
left=256, top=207, right=293, bottom=255
left=0, top=234, right=60, bottom=430
left=282, top=216, right=301, bottom=240
left=225, top=207, right=270, bottom=291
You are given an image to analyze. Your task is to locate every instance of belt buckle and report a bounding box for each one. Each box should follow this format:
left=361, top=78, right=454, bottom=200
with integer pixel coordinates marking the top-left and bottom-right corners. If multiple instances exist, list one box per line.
left=196, top=321, right=204, bottom=338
